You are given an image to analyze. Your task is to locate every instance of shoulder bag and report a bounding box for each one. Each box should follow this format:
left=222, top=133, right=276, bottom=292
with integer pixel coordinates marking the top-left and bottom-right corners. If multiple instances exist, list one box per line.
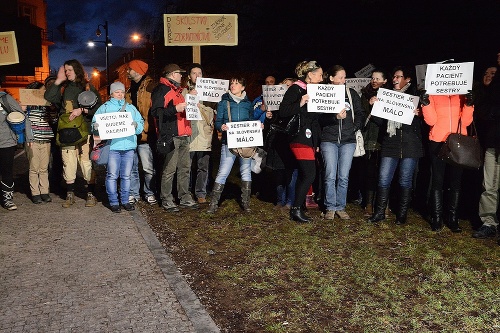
left=227, top=101, right=257, bottom=159
left=347, top=88, right=365, bottom=157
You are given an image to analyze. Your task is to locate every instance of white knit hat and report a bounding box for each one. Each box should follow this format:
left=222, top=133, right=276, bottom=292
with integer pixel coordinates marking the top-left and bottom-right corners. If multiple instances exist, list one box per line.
left=110, top=81, right=125, bottom=94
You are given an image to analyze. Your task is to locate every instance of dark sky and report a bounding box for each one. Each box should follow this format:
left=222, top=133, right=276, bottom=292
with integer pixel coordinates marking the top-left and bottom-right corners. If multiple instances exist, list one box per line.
left=46, top=0, right=500, bottom=83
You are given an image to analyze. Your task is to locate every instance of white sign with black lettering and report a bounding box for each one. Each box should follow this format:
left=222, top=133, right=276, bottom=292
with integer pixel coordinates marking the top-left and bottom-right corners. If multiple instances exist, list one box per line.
left=307, top=84, right=345, bottom=113
left=345, top=78, right=371, bottom=96
left=416, top=59, right=455, bottom=90
left=355, top=63, right=376, bottom=78
left=226, top=121, right=263, bottom=148
left=95, top=112, right=136, bottom=140
left=185, top=94, right=202, bottom=120
left=262, top=84, right=287, bottom=111
left=371, top=88, right=419, bottom=125
left=195, top=77, right=229, bottom=102
left=425, top=61, right=474, bottom=95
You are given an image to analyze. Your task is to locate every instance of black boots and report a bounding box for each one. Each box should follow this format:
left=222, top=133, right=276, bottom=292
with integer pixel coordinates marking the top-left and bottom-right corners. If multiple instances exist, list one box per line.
left=207, top=182, right=224, bottom=213
left=241, top=181, right=252, bottom=212
left=446, top=190, right=462, bottom=233
left=290, top=206, right=311, bottom=223
left=430, top=189, right=444, bottom=231
left=368, top=187, right=390, bottom=223
left=395, top=187, right=412, bottom=225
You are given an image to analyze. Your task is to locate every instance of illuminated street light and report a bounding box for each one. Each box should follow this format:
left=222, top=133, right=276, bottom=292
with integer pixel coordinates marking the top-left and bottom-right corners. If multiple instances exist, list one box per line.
left=87, top=21, right=111, bottom=94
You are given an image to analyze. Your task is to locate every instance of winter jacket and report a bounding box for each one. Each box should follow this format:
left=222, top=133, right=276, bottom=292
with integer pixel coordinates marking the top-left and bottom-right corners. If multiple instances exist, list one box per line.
left=319, top=87, right=364, bottom=144
left=182, top=88, right=215, bottom=152
left=150, top=77, right=192, bottom=145
left=0, top=92, right=23, bottom=148
left=125, top=75, right=156, bottom=143
left=252, top=95, right=267, bottom=123
left=215, top=92, right=253, bottom=145
left=92, top=98, right=144, bottom=151
left=278, top=81, right=320, bottom=149
left=360, top=83, right=385, bottom=151
left=422, top=95, right=474, bottom=143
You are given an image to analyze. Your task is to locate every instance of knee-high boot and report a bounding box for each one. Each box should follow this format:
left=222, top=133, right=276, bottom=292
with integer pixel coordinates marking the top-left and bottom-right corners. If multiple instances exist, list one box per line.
left=446, top=189, right=462, bottom=233
left=363, top=190, right=375, bottom=217
left=396, top=187, right=412, bottom=225
left=241, top=181, right=252, bottom=212
left=368, top=187, right=390, bottom=223
left=207, top=182, right=224, bottom=213
left=430, top=189, right=444, bottom=231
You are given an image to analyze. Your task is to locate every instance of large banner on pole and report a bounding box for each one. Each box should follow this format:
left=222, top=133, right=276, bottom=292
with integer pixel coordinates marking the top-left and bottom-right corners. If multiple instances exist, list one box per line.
left=371, top=88, right=419, bottom=125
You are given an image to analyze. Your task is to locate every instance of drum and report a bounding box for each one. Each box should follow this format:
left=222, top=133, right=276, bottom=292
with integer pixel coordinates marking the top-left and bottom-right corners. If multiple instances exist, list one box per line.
left=78, top=90, right=98, bottom=108
left=6, top=111, right=26, bottom=143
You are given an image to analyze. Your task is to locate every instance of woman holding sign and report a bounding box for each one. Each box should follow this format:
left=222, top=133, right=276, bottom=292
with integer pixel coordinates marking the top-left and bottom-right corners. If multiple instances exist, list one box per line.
left=208, top=77, right=254, bottom=214
left=367, top=66, right=423, bottom=225
left=91, top=82, right=144, bottom=213
left=319, top=65, right=364, bottom=221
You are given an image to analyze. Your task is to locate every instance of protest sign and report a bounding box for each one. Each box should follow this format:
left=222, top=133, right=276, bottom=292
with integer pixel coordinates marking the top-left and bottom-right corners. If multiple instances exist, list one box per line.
left=0, top=31, right=19, bottom=66
left=345, top=78, right=371, bottom=96
left=195, top=77, right=229, bottom=102
left=185, top=94, right=202, bottom=120
left=307, top=84, right=345, bottom=113
left=94, top=112, right=136, bottom=140
left=416, top=59, right=455, bottom=90
left=19, top=88, right=50, bottom=106
left=262, top=84, right=287, bottom=111
left=424, top=61, right=473, bottom=95
left=226, top=120, right=263, bottom=148
left=354, top=64, right=375, bottom=78
left=371, top=88, right=419, bottom=125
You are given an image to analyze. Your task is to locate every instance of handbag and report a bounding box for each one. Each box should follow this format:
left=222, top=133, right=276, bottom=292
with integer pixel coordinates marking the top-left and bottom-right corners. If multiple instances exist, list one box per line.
left=437, top=119, right=483, bottom=170
left=226, top=101, right=257, bottom=158
left=269, top=113, right=301, bottom=137
left=90, top=140, right=110, bottom=165
left=347, top=88, right=365, bottom=157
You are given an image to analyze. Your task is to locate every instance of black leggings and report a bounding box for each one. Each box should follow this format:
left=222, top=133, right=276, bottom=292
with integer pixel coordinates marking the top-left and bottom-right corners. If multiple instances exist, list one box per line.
left=0, top=146, right=15, bottom=186
left=294, top=159, right=316, bottom=207
left=429, top=141, right=463, bottom=191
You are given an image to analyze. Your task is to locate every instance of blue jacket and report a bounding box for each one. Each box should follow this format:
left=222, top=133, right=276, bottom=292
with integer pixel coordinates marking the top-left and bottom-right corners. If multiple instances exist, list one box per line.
left=252, top=95, right=267, bottom=123
left=92, top=98, right=144, bottom=151
left=215, top=92, right=253, bottom=144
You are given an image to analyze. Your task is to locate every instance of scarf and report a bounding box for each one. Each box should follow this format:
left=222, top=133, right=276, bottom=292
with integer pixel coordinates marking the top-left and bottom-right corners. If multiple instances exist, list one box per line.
left=387, top=82, right=411, bottom=137
left=229, top=91, right=246, bottom=103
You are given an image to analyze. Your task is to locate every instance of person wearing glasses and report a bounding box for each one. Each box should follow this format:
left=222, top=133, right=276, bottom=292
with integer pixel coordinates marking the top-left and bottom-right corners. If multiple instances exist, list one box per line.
left=150, top=64, right=198, bottom=212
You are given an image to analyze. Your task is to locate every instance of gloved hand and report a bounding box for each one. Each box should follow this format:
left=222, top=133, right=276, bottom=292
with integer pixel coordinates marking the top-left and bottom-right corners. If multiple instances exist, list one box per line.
left=420, top=90, right=430, bottom=106
left=132, top=121, right=138, bottom=128
left=465, top=90, right=474, bottom=106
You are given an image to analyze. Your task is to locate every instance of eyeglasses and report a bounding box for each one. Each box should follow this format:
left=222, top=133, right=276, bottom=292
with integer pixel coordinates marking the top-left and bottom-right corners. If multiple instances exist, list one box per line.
left=172, top=71, right=182, bottom=74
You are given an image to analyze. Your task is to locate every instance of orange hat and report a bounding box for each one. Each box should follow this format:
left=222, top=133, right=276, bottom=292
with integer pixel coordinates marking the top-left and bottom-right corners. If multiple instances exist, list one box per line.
left=128, top=60, right=148, bottom=75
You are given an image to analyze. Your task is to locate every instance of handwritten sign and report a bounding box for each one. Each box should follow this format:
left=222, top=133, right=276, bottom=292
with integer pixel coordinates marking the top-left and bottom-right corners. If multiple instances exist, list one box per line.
left=371, top=88, right=419, bottom=125
left=195, top=77, right=229, bottom=102
left=425, top=61, right=473, bottom=95
left=164, top=14, right=238, bottom=46
left=345, top=78, right=372, bottom=96
left=186, top=94, right=202, bottom=120
left=0, top=31, right=19, bottom=66
left=226, top=121, right=263, bottom=148
left=94, top=112, right=136, bottom=140
left=307, top=84, right=345, bottom=113
left=416, top=59, right=455, bottom=90
left=19, top=88, right=50, bottom=106
left=262, top=84, right=287, bottom=111
left=354, top=64, right=375, bottom=78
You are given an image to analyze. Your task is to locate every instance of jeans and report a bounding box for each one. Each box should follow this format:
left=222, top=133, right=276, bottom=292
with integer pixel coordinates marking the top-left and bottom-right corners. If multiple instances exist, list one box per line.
left=478, top=148, right=500, bottom=227
left=276, top=168, right=298, bottom=206
left=214, top=144, right=252, bottom=184
left=106, top=149, right=135, bottom=206
left=320, top=141, right=356, bottom=211
left=190, top=151, right=210, bottom=199
left=160, top=136, right=192, bottom=204
left=130, top=143, right=156, bottom=198
left=378, top=157, right=418, bottom=189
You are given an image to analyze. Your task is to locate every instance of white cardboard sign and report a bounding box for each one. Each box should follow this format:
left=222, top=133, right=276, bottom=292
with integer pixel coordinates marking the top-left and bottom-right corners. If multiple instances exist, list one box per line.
left=345, top=78, right=371, bottom=96
left=262, top=84, right=287, bottom=111
left=424, top=62, right=474, bottom=95
left=195, top=77, right=229, bottom=102
left=307, top=84, right=345, bottom=113
left=94, top=112, right=136, bottom=139
left=354, top=64, right=375, bottom=78
left=185, top=94, right=202, bottom=120
left=371, top=88, right=419, bottom=125
left=416, top=59, right=455, bottom=90
left=226, top=120, right=263, bottom=148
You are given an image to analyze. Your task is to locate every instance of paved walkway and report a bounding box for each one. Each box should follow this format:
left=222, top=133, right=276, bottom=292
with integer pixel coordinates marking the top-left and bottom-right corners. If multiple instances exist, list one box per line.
left=0, top=149, right=220, bottom=333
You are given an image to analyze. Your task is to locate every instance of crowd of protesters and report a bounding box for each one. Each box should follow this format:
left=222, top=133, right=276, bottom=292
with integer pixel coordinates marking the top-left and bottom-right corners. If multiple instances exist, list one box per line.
left=1, top=53, right=500, bottom=247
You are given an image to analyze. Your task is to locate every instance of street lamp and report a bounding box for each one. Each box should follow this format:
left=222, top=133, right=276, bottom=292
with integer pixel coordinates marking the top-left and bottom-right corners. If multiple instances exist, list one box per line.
left=87, top=21, right=112, bottom=93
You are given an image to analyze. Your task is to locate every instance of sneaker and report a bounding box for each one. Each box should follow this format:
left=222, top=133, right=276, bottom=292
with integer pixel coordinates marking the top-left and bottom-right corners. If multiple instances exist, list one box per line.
left=85, top=193, right=97, bottom=207
left=162, top=202, right=180, bottom=212
left=110, top=205, right=121, bottom=213
left=122, top=203, right=135, bottom=211
left=335, top=210, right=350, bottom=220
left=472, top=225, right=497, bottom=239
left=128, top=195, right=138, bottom=204
left=62, top=192, right=75, bottom=208
left=40, top=194, right=52, bottom=203
left=146, top=195, right=157, bottom=205
left=31, top=195, right=43, bottom=204
left=324, top=210, right=335, bottom=220
left=197, top=197, right=207, bottom=204
left=179, top=200, right=199, bottom=209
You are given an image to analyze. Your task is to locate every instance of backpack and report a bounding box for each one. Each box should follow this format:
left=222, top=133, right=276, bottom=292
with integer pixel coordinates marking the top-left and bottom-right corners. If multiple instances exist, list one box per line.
left=56, top=113, right=89, bottom=146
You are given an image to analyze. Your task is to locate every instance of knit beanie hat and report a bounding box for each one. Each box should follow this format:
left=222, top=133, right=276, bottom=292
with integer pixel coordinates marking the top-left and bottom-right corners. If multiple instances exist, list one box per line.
left=128, top=60, right=148, bottom=75
left=110, top=81, right=125, bottom=94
